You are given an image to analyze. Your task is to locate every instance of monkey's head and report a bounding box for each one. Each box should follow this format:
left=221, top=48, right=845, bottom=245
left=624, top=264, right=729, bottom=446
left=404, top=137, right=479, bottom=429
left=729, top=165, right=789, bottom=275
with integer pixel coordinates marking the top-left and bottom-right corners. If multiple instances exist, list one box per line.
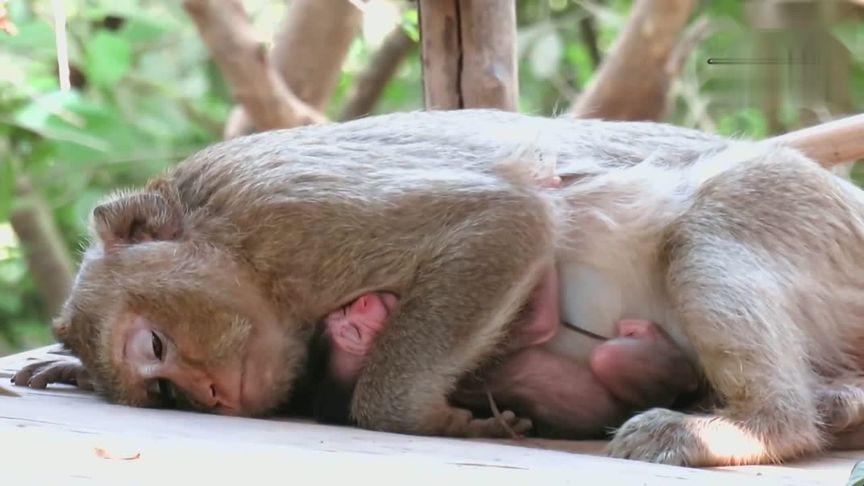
left=54, top=181, right=308, bottom=416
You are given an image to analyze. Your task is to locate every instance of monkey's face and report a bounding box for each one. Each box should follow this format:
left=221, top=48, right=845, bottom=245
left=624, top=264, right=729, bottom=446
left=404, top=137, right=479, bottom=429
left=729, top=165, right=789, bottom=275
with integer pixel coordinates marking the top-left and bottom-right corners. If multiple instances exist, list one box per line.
left=54, top=188, right=309, bottom=417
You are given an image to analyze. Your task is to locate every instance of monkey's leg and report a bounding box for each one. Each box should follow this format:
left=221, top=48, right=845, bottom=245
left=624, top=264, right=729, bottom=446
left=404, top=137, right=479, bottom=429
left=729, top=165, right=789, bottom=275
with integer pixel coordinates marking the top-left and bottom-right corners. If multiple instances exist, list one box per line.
left=350, top=189, right=554, bottom=438
left=607, top=149, right=863, bottom=466
left=608, top=243, right=823, bottom=466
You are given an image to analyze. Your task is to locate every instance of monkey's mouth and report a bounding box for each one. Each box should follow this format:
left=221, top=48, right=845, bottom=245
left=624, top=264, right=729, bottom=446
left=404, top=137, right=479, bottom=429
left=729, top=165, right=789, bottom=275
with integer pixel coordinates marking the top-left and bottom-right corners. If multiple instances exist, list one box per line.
left=218, top=350, right=261, bottom=416
left=215, top=360, right=246, bottom=416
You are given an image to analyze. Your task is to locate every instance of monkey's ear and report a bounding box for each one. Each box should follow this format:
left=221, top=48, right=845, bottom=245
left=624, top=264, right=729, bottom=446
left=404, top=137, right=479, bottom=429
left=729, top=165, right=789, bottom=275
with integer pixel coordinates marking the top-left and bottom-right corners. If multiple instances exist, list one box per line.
left=92, top=185, right=184, bottom=250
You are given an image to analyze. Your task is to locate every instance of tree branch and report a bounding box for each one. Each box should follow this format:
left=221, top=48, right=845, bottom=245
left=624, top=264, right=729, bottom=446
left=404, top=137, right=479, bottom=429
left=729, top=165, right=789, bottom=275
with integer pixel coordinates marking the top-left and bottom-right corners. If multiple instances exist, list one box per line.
left=770, top=114, right=864, bottom=168
left=273, top=0, right=362, bottom=110
left=459, top=0, right=518, bottom=110
left=578, top=15, right=601, bottom=67
left=571, top=0, right=696, bottom=121
left=340, top=26, right=415, bottom=121
left=666, top=16, right=714, bottom=78
left=225, top=0, right=362, bottom=138
left=183, top=0, right=325, bottom=133
left=418, top=0, right=461, bottom=109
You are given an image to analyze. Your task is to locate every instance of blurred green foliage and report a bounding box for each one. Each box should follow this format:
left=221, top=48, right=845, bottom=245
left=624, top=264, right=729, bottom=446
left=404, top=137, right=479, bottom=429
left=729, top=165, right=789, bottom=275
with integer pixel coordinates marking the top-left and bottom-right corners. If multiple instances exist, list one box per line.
left=0, top=0, right=862, bottom=353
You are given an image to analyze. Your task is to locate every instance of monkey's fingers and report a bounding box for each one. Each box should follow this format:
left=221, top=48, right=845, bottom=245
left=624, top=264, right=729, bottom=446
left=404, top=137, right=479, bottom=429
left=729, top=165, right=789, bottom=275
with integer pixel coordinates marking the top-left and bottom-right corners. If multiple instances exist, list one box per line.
left=34, top=361, right=92, bottom=389
left=463, top=410, right=533, bottom=438
left=11, top=360, right=59, bottom=388
left=11, top=360, right=91, bottom=390
left=485, top=389, right=519, bottom=439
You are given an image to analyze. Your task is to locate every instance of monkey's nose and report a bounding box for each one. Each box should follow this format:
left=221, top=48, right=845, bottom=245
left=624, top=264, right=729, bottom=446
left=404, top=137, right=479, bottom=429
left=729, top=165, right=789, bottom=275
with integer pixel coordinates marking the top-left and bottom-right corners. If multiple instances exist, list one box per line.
left=188, top=379, right=220, bottom=409
left=208, top=378, right=241, bottom=412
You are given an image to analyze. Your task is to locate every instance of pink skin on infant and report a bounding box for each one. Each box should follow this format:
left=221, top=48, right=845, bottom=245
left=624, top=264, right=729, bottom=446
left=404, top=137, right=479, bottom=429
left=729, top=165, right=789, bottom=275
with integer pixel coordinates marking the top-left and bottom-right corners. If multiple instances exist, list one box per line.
left=321, top=268, right=698, bottom=438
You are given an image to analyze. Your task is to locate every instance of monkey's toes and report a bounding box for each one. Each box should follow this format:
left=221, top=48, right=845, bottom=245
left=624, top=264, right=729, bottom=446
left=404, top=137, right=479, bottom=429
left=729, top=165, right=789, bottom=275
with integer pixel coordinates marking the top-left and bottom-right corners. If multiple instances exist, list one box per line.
left=607, top=408, right=702, bottom=466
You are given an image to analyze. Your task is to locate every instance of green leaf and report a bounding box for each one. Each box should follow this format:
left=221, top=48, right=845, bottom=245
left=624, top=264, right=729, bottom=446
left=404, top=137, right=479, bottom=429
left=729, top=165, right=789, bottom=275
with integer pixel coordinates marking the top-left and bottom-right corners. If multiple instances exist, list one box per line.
left=565, top=42, right=594, bottom=89
left=0, top=291, right=23, bottom=314
left=12, top=91, right=111, bottom=151
left=0, top=257, right=26, bottom=285
left=10, top=319, right=53, bottom=348
left=0, top=19, right=56, bottom=59
left=850, top=162, right=864, bottom=187
left=120, top=16, right=168, bottom=44
left=717, top=108, right=769, bottom=138
left=85, top=31, right=133, bottom=88
left=401, top=9, right=419, bottom=42
left=0, top=159, right=13, bottom=220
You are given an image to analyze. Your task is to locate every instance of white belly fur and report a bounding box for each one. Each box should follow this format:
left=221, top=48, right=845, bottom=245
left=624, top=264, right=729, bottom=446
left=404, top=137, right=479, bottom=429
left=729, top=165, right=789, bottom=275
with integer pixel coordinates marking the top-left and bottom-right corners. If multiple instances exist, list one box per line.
left=554, top=262, right=697, bottom=362
left=558, top=264, right=620, bottom=339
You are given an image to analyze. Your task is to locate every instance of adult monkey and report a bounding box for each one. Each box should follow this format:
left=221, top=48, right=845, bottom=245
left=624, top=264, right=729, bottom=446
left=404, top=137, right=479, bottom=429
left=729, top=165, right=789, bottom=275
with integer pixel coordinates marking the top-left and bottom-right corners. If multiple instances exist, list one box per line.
left=13, top=110, right=864, bottom=466
left=16, top=269, right=701, bottom=439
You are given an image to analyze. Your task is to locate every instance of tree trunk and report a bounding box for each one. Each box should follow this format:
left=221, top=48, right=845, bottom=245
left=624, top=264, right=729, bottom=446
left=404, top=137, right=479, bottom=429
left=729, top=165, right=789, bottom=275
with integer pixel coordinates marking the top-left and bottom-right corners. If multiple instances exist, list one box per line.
left=9, top=179, right=73, bottom=315
left=419, top=0, right=518, bottom=111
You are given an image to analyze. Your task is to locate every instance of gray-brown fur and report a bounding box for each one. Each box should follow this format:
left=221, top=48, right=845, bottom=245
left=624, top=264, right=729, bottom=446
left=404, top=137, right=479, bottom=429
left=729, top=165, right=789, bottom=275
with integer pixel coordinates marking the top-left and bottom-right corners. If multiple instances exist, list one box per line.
left=18, top=110, right=864, bottom=465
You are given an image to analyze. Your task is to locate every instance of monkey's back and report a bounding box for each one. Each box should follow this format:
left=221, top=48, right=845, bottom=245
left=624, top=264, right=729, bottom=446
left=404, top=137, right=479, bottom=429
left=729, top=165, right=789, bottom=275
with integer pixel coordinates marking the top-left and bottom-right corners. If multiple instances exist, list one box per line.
left=166, top=110, right=864, bottom=363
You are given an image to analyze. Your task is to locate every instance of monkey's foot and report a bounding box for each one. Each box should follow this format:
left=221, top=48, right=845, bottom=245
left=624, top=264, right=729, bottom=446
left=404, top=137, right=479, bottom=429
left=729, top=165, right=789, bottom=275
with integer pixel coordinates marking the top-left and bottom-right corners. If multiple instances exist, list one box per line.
left=607, top=408, right=708, bottom=467
left=607, top=408, right=780, bottom=467
left=816, top=381, right=864, bottom=431
left=11, top=359, right=93, bottom=390
left=442, top=408, right=532, bottom=438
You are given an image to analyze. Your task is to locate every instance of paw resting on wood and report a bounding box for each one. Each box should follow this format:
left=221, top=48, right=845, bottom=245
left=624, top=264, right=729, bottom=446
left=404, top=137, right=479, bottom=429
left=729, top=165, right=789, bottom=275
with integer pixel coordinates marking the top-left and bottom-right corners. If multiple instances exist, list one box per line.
left=11, top=359, right=93, bottom=390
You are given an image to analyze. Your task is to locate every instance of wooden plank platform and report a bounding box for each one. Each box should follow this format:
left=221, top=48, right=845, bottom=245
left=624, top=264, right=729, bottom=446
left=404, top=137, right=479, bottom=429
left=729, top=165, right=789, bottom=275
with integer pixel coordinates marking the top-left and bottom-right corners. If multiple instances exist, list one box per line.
left=1, top=346, right=860, bottom=485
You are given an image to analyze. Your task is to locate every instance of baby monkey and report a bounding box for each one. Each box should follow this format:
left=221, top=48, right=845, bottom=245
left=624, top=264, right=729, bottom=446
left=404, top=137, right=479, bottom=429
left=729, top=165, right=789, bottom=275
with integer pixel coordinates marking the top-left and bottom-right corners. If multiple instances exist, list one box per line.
left=314, top=266, right=698, bottom=438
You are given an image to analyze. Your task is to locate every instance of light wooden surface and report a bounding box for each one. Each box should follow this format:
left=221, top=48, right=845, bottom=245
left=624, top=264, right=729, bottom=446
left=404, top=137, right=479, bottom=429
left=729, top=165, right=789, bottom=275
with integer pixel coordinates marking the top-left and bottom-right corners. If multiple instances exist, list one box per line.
left=1, top=346, right=860, bottom=485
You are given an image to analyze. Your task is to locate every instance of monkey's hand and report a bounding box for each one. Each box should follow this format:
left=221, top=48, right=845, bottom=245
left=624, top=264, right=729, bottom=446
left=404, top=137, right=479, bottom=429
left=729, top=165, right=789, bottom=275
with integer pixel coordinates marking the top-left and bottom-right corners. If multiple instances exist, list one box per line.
left=433, top=407, right=533, bottom=438
left=11, top=359, right=93, bottom=391
left=349, top=184, right=553, bottom=438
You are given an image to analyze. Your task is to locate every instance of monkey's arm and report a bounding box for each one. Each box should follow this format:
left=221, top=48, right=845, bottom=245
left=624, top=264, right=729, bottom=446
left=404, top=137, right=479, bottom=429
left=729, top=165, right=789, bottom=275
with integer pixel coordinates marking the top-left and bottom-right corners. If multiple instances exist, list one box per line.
left=12, top=358, right=93, bottom=390
left=349, top=186, right=555, bottom=438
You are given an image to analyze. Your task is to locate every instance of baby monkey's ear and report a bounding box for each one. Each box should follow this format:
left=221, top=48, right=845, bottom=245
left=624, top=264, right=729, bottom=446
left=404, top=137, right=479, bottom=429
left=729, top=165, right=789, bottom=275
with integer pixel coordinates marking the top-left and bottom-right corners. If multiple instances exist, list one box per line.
left=92, top=180, right=184, bottom=250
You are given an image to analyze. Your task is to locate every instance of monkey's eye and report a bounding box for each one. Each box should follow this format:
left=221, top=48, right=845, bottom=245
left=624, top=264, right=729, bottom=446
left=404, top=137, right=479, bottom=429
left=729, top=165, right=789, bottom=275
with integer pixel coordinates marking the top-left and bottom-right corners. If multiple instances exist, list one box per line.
left=151, top=331, right=164, bottom=361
